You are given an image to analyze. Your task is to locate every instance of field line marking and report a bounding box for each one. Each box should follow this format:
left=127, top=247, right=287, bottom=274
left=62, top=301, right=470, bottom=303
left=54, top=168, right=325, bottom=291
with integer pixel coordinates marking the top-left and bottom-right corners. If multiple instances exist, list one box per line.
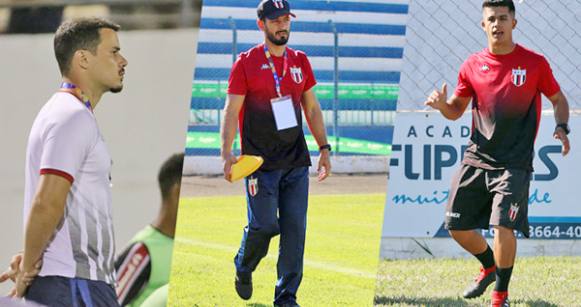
left=176, top=238, right=377, bottom=279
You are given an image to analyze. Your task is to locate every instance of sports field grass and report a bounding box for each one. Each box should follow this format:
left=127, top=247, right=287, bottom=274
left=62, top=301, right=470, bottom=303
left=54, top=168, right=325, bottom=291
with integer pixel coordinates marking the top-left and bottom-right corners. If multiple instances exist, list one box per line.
left=168, top=193, right=385, bottom=306
left=375, top=256, right=581, bottom=306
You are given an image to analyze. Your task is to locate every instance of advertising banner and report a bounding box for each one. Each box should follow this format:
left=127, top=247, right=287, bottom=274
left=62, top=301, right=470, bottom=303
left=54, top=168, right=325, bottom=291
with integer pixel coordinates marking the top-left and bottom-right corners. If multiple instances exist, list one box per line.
left=382, top=112, right=581, bottom=241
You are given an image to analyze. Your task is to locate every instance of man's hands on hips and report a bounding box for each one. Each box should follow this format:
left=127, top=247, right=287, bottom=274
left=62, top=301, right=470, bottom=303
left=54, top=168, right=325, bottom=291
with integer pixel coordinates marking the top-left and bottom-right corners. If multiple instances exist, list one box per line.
left=0, top=253, right=23, bottom=284
left=554, top=127, right=570, bottom=156
left=0, top=252, right=42, bottom=297
left=317, top=149, right=331, bottom=182
left=222, top=152, right=238, bottom=181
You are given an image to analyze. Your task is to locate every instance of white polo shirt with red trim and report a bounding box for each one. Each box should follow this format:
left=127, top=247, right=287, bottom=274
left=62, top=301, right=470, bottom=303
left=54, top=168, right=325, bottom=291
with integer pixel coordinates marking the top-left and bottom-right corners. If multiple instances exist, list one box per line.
left=23, top=91, right=116, bottom=284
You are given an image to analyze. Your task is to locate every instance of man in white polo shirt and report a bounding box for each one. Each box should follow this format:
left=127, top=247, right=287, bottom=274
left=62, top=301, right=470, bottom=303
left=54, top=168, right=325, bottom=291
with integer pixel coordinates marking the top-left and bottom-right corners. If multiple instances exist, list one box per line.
left=11, top=18, right=128, bottom=306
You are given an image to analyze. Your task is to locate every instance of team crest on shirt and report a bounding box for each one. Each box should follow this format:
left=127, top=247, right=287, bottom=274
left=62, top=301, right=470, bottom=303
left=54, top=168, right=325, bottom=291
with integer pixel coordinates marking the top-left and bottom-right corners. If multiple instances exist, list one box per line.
left=290, top=66, right=303, bottom=84
left=272, top=0, right=284, bottom=9
left=248, top=177, right=259, bottom=197
left=511, top=66, right=527, bottom=87
left=508, top=203, right=520, bottom=222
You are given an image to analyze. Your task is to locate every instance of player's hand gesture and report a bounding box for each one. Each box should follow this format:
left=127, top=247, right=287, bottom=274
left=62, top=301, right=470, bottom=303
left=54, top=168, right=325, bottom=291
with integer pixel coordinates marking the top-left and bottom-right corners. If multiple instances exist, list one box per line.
left=554, top=127, right=570, bottom=156
left=424, top=83, right=448, bottom=110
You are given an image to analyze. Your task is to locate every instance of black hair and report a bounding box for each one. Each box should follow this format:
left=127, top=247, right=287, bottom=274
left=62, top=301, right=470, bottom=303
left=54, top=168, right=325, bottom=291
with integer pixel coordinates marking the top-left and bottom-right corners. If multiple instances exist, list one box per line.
left=53, top=18, right=120, bottom=75
left=158, top=153, right=185, bottom=201
left=482, top=0, right=516, bottom=14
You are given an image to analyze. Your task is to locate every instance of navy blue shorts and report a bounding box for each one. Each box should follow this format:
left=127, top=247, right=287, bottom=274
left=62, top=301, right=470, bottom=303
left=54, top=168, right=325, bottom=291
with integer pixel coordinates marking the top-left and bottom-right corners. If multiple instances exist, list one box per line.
left=25, top=276, right=119, bottom=307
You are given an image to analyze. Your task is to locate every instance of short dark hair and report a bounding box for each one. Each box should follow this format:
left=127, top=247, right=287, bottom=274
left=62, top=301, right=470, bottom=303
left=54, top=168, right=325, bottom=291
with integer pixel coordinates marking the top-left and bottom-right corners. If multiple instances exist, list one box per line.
left=53, top=18, right=120, bottom=75
left=158, top=153, right=184, bottom=201
left=482, top=0, right=516, bottom=14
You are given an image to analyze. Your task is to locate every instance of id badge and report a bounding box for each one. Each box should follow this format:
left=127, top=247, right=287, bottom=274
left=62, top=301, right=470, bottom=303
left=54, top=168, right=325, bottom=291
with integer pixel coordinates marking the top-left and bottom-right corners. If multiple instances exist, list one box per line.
left=271, top=95, right=298, bottom=131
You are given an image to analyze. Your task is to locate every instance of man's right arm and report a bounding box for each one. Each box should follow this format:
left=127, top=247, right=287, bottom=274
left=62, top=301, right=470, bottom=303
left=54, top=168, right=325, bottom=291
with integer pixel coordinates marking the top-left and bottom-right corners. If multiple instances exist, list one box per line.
left=221, top=94, right=245, bottom=181
left=14, top=174, right=70, bottom=297
left=424, top=83, right=471, bottom=120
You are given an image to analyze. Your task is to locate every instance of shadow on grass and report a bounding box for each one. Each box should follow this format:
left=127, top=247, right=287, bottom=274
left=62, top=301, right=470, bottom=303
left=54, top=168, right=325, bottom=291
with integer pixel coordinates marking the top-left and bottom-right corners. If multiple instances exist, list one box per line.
left=510, top=299, right=558, bottom=307
left=246, top=304, right=271, bottom=307
left=374, top=296, right=474, bottom=307
left=374, top=296, right=559, bottom=307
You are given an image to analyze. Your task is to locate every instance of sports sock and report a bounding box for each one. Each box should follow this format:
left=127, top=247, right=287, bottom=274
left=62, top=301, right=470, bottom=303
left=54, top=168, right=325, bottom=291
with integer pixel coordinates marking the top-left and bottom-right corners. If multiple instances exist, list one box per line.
left=473, top=245, right=495, bottom=269
left=494, top=266, right=513, bottom=291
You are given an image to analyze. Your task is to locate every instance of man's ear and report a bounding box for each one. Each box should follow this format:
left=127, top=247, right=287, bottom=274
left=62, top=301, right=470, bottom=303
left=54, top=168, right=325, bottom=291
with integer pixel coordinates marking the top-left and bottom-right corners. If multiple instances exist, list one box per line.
left=73, top=50, right=90, bottom=70
left=257, top=18, right=265, bottom=31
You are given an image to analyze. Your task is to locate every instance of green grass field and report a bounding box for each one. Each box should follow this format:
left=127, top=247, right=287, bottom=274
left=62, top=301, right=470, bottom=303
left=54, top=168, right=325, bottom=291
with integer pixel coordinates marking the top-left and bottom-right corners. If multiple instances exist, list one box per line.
left=168, top=194, right=385, bottom=306
left=375, top=257, right=581, bottom=307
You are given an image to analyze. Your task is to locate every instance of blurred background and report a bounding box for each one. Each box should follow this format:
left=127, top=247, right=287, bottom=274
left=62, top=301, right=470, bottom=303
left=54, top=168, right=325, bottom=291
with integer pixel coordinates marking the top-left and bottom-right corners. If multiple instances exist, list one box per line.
left=0, top=0, right=202, bottom=33
left=0, top=0, right=201, bottom=295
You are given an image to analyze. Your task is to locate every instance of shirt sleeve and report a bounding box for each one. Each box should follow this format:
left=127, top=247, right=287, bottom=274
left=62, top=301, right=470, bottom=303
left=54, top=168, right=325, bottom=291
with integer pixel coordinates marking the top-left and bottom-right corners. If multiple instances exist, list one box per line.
left=454, top=60, right=475, bottom=98
left=40, top=110, right=96, bottom=183
left=115, top=241, right=152, bottom=306
left=302, top=53, right=317, bottom=92
left=227, top=55, right=248, bottom=96
left=538, top=56, right=561, bottom=99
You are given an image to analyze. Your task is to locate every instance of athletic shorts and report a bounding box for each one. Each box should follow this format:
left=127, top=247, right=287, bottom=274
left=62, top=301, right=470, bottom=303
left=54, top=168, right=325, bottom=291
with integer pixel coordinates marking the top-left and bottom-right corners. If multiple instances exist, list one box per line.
left=25, top=276, right=119, bottom=307
left=444, top=164, right=531, bottom=237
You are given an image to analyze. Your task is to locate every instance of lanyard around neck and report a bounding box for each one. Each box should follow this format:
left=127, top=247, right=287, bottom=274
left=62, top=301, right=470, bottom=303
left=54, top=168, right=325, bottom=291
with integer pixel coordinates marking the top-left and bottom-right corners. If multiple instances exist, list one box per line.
left=264, top=44, right=288, bottom=98
left=59, top=82, right=92, bottom=111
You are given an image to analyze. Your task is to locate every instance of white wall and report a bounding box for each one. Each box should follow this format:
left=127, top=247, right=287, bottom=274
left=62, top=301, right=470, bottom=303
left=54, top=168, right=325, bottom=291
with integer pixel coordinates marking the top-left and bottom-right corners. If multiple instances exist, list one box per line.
left=0, top=28, right=197, bottom=293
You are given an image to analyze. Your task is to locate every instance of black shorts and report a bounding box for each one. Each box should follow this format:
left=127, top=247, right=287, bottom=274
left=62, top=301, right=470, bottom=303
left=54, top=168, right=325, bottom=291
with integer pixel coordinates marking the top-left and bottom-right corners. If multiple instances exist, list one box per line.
left=444, top=164, right=531, bottom=237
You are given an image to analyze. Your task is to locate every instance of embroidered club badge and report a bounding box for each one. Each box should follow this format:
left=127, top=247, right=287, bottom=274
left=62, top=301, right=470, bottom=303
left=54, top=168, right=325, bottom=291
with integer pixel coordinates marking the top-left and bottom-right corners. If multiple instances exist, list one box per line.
left=508, top=203, right=520, bottom=222
left=248, top=177, right=258, bottom=197
left=511, top=67, right=527, bottom=87
left=290, top=66, right=303, bottom=84
left=272, top=0, right=284, bottom=9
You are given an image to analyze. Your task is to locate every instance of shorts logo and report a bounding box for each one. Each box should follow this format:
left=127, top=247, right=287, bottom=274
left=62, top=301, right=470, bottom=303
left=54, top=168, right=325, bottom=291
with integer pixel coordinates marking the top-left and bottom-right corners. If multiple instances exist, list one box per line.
left=290, top=66, right=303, bottom=84
left=511, top=67, right=526, bottom=87
left=248, top=177, right=258, bottom=197
left=261, top=64, right=270, bottom=70
left=272, top=0, right=284, bottom=9
left=446, top=211, right=461, bottom=218
left=508, top=203, right=520, bottom=222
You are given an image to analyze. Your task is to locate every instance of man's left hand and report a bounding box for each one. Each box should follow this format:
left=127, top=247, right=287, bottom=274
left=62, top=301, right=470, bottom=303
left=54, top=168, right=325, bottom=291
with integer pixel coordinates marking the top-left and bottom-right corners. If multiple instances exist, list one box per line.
left=0, top=253, right=22, bottom=284
left=554, top=127, right=570, bottom=156
left=317, top=150, right=331, bottom=182
left=3, top=253, right=42, bottom=297
left=11, top=270, right=29, bottom=298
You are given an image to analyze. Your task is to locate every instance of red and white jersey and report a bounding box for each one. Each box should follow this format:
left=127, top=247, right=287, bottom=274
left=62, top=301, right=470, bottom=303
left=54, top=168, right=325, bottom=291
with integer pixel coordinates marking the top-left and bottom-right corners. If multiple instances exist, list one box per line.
left=455, top=44, right=561, bottom=170
left=227, top=43, right=317, bottom=171
left=23, top=92, right=116, bottom=284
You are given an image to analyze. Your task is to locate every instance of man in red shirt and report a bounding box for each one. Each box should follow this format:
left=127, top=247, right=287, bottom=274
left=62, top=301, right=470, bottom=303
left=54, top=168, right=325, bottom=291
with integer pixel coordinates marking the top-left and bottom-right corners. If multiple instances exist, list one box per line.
left=425, top=1, right=571, bottom=306
left=220, top=1, right=331, bottom=306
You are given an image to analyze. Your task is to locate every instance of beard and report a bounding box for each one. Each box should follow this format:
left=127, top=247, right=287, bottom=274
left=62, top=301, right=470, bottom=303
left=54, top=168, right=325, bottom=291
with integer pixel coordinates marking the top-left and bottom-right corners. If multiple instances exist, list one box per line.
left=266, top=30, right=290, bottom=46
left=110, top=85, right=123, bottom=93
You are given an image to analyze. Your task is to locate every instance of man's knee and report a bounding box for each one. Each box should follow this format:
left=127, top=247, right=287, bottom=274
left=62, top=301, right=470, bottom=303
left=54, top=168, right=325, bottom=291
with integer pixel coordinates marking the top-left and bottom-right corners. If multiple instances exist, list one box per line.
left=493, top=226, right=515, bottom=238
left=250, top=223, right=280, bottom=238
